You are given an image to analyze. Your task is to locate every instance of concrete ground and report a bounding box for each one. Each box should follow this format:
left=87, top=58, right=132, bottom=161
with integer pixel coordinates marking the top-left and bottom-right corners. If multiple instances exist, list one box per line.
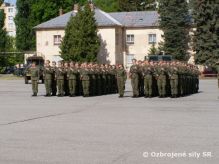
left=0, top=79, right=218, bottom=164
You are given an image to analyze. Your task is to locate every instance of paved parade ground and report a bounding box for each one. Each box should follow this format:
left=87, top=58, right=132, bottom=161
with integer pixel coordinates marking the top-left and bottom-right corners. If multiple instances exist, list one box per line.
left=0, top=79, right=219, bottom=164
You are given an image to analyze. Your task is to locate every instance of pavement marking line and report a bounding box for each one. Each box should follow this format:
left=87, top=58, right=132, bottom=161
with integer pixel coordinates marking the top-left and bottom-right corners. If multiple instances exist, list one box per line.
left=0, top=101, right=100, bottom=126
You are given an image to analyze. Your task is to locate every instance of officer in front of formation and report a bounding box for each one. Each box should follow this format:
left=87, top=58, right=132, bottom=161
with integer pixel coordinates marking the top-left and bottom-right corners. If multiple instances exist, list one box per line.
left=30, top=62, right=39, bottom=97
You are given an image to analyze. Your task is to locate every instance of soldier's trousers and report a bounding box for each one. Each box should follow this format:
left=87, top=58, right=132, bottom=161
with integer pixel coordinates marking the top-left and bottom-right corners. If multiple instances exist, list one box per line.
left=144, top=76, right=152, bottom=96
left=57, top=79, right=64, bottom=96
left=117, top=78, right=125, bottom=96
left=157, top=78, right=166, bottom=96
left=45, top=79, right=52, bottom=95
left=82, top=80, right=90, bottom=96
left=170, top=79, right=178, bottom=95
left=51, top=79, right=57, bottom=95
left=218, top=76, right=219, bottom=88
left=68, top=79, right=76, bottom=95
left=31, top=80, right=38, bottom=95
left=131, top=76, right=139, bottom=96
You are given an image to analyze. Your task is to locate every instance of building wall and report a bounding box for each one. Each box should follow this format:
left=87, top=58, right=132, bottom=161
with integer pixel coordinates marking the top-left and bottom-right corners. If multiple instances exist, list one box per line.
left=36, top=29, right=65, bottom=60
left=125, top=28, right=163, bottom=62
left=0, top=3, right=16, bottom=37
left=36, top=28, right=119, bottom=65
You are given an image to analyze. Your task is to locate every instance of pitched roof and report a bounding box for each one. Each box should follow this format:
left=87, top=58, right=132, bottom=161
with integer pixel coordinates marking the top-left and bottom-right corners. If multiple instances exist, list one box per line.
left=110, top=11, right=159, bottom=27
left=34, top=8, right=122, bottom=29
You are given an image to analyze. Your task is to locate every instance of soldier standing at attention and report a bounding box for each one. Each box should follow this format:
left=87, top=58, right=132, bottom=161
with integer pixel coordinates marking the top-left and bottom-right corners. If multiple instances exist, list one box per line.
left=67, top=62, right=77, bottom=97
left=56, top=61, right=65, bottom=97
left=80, top=63, right=90, bottom=97
left=51, top=61, right=57, bottom=96
left=64, top=62, right=69, bottom=96
left=155, top=62, right=167, bottom=98
left=116, top=64, right=127, bottom=98
left=129, top=59, right=140, bottom=98
left=43, top=60, right=53, bottom=97
left=168, top=63, right=179, bottom=98
left=142, top=60, right=153, bottom=98
left=30, top=62, right=39, bottom=97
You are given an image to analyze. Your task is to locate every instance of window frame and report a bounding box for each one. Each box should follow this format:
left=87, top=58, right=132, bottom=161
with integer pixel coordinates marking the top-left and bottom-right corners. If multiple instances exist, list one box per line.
left=53, top=35, right=62, bottom=45
left=148, top=34, right=157, bottom=44
left=126, top=34, right=135, bottom=44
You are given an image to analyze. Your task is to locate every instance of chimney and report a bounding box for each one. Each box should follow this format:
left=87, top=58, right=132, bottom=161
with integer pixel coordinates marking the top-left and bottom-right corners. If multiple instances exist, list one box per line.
left=73, top=4, right=79, bottom=13
left=59, top=8, right=63, bottom=16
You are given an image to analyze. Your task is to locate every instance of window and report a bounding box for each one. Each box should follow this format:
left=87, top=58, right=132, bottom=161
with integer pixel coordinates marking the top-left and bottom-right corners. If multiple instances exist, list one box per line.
left=54, top=35, right=62, bottom=45
left=126, top=34, right=134, bottom=44
left=8, top=8, right=13, bottom=13
left=148, top=34, right=157, bottom=44
left=8, top=16, right=13, bottom=20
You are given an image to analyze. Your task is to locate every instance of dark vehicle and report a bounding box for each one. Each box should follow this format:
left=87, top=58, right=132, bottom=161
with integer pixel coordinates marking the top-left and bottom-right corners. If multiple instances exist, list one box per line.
left=24, top=56, right=44, bottom=84
left=145, top=55, right=173, bottom=62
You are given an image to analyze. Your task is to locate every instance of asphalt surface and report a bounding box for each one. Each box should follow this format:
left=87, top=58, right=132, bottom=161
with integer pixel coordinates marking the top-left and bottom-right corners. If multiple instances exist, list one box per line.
left=0, top=79, right=219, bottom=164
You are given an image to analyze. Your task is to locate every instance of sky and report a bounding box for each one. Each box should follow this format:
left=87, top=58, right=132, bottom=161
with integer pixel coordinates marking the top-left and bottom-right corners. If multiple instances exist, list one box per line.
left=4, top=0, right=16, bottom=5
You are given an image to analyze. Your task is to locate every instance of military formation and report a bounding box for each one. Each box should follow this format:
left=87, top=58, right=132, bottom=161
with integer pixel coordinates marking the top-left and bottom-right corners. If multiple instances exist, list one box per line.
left=130, top=59, right=200, bottom=98
left=30, top=59, right=200, bottom=98
left=30, top=60, right=126, bottom=97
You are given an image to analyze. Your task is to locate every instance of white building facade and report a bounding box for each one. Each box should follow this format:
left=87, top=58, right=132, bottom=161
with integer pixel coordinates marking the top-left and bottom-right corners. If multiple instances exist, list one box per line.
left=35, top=8, right=164, bottom=67
left=0, top=2, right=16, bottom=37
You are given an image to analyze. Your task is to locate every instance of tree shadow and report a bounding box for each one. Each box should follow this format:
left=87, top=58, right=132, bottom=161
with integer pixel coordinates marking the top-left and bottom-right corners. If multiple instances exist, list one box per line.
left=98, top=35, right=110, bottom=64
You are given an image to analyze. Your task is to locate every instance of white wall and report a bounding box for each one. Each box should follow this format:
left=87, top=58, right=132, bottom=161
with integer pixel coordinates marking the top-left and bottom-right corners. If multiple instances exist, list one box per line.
left=125, top=28, right=163, bottom=61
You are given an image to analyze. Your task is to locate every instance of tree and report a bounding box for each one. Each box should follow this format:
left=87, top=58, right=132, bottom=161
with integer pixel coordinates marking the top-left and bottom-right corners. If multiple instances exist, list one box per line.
left=94, top=0, right=119, bottom=12
left=118, top=0, right=157, bottom=11
left=61, top=3, right=100, bottom=62
left=148, top=43, right=158, bottom=56
left=0, top=0, right=3, bottom=6
left=158, top=0, right=190, bottom=61
left=192, top=0, right=219, bottom=65
left=15, top=0, right=35, bottom=51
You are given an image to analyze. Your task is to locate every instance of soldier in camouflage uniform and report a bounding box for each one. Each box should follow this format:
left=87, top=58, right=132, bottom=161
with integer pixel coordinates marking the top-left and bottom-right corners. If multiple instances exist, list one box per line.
left=51, top=61, right=57, bottom=96
left=142, top=60, right=153, bottom=98
left=43, top=60, right=53, bottom=97
left=168, top=63, right=179, bottom=98
left=55, top=61, right=65, bottom=97
left=67, top=62, right=78, bottom=97
left=30, top=62, right=39, bottom=97
left=64, top=62, right=69, bottom=96
left=216, top=61, right=219, bottom=88
left=80, top=63, right=90, bottom=97
left=155, top=62, right=167, bottom=98
left=116, top=64, right=127, bottom=98
left=130, top=59, right=140, bottom=98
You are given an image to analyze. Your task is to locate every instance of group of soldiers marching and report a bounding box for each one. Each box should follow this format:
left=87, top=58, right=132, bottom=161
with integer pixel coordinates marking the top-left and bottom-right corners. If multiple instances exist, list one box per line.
left=130, top=59, right=200, bottom=98
left=29, top=59, right=200, bottom=98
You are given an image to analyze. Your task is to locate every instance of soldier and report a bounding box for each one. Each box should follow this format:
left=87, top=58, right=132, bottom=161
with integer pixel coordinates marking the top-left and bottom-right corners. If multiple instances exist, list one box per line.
left=130, top=59, right=140, bottom=98
left=155, top=62, right=167, bottom=98
left=168, top=63, right=179, bottom=98
left=30, top=62, right=39, bottom=97
left=142, top=60, right=153, bottom=98
left=67, top=62, right=77, bottom=97
left=43, top=60, right=53, bottom=97
left=55, top=61, right=65, bottom=97
left=116, top=64, right=127, bottom=98
left=64, top=62, right=69, bottom=96
left=80, top=63, right=90, bottom=97
left=51, top=61, right=57, bottom=96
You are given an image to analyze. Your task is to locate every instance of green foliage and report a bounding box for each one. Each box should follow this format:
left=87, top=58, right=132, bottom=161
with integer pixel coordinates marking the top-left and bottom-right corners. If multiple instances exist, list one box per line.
left=158, top=0, right=190, bottom=61
left=192, top=0, right=219, bottom=65
left=118, top=0, right=157, bottom=11
left=61, top=3, right=100, bottom=62
left=94, top=0, right=119, bottom=12
left=0, top=0, right=3, bottom=6
left=15, top=0, right=35, bottom=51
left=148, top=43, right=158, bottom=56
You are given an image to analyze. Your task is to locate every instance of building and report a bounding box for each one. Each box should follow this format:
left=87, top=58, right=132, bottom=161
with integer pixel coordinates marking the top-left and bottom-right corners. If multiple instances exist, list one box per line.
left=0, top=2, right=16, bottom=37
left=34, top=6, right=163, bottom=67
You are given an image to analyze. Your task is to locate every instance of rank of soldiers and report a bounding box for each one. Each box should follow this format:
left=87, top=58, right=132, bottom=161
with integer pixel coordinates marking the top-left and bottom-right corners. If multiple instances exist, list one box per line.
left=29, top=58, right=200, bottom=98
